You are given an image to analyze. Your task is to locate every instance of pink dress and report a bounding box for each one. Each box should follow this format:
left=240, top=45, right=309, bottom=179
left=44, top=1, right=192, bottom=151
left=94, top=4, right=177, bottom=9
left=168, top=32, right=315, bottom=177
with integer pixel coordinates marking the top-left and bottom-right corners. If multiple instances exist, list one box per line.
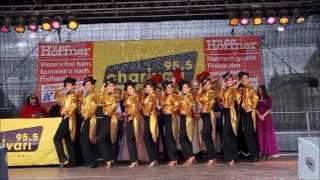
left=256, top=97, right=279, bottom=156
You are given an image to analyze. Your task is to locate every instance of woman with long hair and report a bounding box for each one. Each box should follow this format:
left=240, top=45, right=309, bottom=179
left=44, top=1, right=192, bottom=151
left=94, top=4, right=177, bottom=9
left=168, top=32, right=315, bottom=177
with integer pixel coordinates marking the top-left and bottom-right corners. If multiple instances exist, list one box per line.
left=256, top=85, right=279, bottom=158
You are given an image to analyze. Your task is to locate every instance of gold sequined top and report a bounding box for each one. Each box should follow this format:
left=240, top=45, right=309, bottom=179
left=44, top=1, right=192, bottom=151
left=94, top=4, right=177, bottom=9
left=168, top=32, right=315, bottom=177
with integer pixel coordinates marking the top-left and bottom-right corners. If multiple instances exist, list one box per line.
left=54, top=90, right=78, bottom=118
left=161, top=92, right=179, bottom=114
left=239, top=86, right=259, bottom=110
left=99, top=92, right=119, bottom=117
left=179, top=93, right=194, bottom=115
left=125, top=94, right=140, bottom=121
left=198, top=89, right=215, bottom=113
left=142, top=92, right=157, bottom=117
left=79, top=91, right=99, bottom=120
left=219, top=86, right=241, bottom=108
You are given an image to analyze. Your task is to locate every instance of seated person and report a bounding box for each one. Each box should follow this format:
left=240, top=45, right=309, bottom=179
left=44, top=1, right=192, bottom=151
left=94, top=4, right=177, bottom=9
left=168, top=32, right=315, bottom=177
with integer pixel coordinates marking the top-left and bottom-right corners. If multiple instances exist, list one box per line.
left=20, top=94, right=46, bottom=118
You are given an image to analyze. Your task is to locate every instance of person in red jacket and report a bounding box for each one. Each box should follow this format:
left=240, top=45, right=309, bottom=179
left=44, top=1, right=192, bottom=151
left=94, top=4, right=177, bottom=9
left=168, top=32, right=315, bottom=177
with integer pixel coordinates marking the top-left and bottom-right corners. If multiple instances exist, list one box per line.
left=20, top=94, right=46, bottom=118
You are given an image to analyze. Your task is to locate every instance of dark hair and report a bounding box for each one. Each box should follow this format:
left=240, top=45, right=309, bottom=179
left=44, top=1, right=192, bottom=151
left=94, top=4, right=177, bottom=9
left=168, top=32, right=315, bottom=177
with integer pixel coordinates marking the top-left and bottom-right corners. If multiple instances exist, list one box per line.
left=257, top=85, right=269, bottom=99
left=124, top=80, right=136, bottom=91
left=179, top=79, right=190, bottom=91
left=145, top=79, right=156, bottom=90
left=26, top=94, right=39, bottom=105
left=161, top=80, right=173, bottom=90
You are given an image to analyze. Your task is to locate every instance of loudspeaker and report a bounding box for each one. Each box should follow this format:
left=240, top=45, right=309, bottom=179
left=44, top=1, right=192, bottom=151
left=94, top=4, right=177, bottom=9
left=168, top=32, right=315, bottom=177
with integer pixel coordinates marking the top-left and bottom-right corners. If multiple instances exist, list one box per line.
left=308, top=78, right=318, bottom=88
left=0, top=146, right=8, bottom=180
left=298, top=137, right=319, bottom=180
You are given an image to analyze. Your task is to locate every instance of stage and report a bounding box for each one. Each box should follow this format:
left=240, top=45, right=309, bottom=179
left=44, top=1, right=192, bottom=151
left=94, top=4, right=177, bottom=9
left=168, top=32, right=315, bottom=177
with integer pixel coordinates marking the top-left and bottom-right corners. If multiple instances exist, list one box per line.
left=9, top=155, right=298, bottom=180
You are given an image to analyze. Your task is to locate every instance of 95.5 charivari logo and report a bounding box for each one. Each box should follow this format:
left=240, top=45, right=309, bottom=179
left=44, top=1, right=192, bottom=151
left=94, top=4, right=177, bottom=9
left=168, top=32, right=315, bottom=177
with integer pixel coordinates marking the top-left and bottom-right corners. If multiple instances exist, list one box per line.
left=0, top=126, right=43, bottom=152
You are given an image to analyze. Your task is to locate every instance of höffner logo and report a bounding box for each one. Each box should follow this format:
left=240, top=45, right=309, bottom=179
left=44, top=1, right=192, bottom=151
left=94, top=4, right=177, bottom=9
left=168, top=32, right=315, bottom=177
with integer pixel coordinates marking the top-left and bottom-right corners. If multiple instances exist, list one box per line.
left=0, top=126, right=43, bottom=152
left=205, top=39, right=258, bottom=50
left=39, top=45, right=91, bottom=57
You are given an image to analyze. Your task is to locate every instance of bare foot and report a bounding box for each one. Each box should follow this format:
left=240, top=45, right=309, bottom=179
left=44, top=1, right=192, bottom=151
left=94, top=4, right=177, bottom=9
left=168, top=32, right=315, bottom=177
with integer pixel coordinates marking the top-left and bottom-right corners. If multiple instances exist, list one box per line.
left=168, top=160, right=177, bottom=167
left=206, top=159, right=216, bottom=167
left=228, top=160, right=235, bottom=166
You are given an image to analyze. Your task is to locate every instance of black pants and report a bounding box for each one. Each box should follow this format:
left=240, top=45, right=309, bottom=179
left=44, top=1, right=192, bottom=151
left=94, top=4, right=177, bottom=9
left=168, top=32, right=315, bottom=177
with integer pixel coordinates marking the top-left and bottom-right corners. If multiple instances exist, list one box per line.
left=238, top=111, right=260, bottom=159
left=222, top=108, right=238, bottom=161
left=80, top=118, right=97, bottom=166
left=158, top=114, right=168, bottom=161
left=143, top=116, right=157, bottom=162
left=126, top=120, right=138, bottom=162
left=201, top=113, right=216, bottom=160
left=179, top=115, right=193, bottom=159
left=96, top=116, right=113, bottom=162
left=53, top=117, right=76, bottom=165
left=162, top=114, right=178, bottom=161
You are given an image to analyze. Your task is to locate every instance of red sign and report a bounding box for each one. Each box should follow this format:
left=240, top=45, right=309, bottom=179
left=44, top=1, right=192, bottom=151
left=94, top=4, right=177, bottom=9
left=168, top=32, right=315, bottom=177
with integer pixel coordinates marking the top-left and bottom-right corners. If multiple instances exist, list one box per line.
left=37, top=42, right=93, bottom=107
left=204, top=36, right=263, bottom=86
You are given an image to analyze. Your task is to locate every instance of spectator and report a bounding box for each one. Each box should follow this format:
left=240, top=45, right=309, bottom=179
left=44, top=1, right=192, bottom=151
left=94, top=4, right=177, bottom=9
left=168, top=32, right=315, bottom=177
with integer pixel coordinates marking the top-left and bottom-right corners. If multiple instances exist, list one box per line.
left=20, top=94, right=46, bottom=118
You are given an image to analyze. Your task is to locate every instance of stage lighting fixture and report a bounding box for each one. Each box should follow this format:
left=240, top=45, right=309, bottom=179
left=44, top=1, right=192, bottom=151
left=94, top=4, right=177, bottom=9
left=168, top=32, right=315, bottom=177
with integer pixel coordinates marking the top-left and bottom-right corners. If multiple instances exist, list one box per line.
left=52, top=16, right=62, bottom=30
left=0, top=17, right=11, bottom=33
left=279, top=9, right=289, bottom=25
left=266, top=10, right=277, bottom=25
left=41, top=17, right=52, bottom=31
left=252, top=10, right=263, bottom=26
left=28, top=17, right=38, bottom=32
left=14, top=17, right=25, bottom=33
left=293, top=9, right=305, bottom=24
left=67, top=16, right=79, bottom=30
left=229, top=12, right=239, bottom=26
left=240, top=11, right=250, bottom=26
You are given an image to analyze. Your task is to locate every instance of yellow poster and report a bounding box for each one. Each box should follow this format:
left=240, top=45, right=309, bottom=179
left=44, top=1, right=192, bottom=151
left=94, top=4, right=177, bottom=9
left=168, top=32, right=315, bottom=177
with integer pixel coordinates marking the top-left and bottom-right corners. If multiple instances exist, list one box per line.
left=93, top=38, right=205, bottom=90
left=0, top=118, right=61, bottom=166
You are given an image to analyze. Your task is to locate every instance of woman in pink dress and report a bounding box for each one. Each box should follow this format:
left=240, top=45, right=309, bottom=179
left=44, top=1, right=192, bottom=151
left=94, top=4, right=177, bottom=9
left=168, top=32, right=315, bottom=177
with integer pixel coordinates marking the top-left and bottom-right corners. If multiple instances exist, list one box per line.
left=256, top=85, right=279, bottom=158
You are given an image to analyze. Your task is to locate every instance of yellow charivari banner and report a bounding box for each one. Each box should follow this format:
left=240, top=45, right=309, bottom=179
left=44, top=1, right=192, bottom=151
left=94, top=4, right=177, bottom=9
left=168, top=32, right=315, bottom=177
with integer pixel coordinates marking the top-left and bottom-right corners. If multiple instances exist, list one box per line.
left=0, top=118, right=61, bottom=166
left=93, top=38, right=205, bottom=90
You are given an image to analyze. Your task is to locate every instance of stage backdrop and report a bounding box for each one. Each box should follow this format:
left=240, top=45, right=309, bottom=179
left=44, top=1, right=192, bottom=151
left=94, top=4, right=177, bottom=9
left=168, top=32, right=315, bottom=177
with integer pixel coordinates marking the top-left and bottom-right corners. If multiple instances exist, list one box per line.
left=0, top=118, right=61, bottom=166
left=37, top=36, right=263, bottom=106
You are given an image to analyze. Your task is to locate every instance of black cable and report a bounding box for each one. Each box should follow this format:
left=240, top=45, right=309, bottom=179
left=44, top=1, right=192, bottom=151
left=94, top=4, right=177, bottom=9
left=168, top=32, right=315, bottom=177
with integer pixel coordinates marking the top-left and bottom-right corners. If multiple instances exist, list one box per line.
left=1, top=30, right=57, bottom=84
left=242, top=25, right=311, bottom=83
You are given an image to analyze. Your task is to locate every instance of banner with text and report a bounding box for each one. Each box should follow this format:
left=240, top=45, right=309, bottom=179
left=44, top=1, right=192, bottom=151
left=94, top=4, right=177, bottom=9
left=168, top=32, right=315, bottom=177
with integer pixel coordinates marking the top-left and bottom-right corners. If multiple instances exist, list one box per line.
left=204, top=36, right=263, bottom=87
left=0, top=118, right=61, bottom=166
left=37, top=42, right=93, bottom=107
left=93, top=38, right=204, bottom=90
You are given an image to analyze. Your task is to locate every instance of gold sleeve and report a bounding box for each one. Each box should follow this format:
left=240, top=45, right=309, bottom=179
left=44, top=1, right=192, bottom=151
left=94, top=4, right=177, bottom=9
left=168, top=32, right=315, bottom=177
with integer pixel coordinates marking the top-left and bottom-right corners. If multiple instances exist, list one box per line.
left=251, top=88, right=259, bottom=109
left=54, top=89, right=63, bottom=106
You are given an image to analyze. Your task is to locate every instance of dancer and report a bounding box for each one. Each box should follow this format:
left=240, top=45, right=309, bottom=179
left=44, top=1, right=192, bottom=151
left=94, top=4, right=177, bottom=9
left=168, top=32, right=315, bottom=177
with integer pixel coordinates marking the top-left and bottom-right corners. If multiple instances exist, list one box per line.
left=237, top=71, right=260, bottom=162
left=98, top=77, right=120, bottom=168
left=160, top=80, right=179, bottom=167
left=142, top=80, right=159, bottom=167
left=124, top=80, right=141, bottom=168
left=197, top=75, right=217, bottom=167
left=219, top=72, right=241, bottom=165
left=179, top=80, right=196, bottom=166
left=53, top=77, right=78, bottom=167
left=78, top=76, right=98, bottom=168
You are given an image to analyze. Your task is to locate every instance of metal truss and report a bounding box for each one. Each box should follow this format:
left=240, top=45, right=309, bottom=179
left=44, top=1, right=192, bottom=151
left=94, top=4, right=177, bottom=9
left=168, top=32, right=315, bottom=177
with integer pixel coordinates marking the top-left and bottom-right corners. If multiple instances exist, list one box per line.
left=0, top=0, right=319, bottom=23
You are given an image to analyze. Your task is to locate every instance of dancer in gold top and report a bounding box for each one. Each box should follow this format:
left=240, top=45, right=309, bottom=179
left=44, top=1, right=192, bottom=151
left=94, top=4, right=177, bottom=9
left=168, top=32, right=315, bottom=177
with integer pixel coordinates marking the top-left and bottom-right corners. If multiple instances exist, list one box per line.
left=142, top=80, right=159, bottom=167
left=219, top=72, right=241, bottom=165
left=78, top=76, right=98, bottom=168
left=53, top=77, right=78, bottom=167
left=98, top=77, right=119, bottom=168
left=237, top=71, right=260, bottom=162
left=124, top=80, right=141, bottom=168
left=160, top=80, right=179, bottom=167
left=179, top=80, right=196, bottom=166
left=197, top=75, right=217, bottom=167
